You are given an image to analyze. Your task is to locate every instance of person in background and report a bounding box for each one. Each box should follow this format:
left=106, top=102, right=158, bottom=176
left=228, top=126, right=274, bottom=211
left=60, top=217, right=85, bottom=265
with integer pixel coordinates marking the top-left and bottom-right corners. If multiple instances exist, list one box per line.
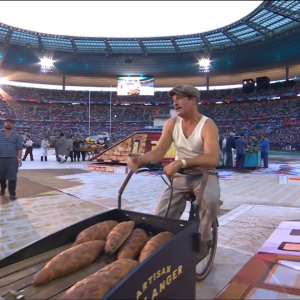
left=67, top=136, right=74, bottom=162
left=53, top=137, right=59, bottom=161
left=250, top=134, right=259, bottom=147
left=222, top=135, right=227, bottom=153
left=0, top=119, right=23, bottom=200
left=222, top=134, right=228, bottom=167
left=104, top=137, right=111, bottom=149
left=73, top=138, right=81, bottom=162
left=22, top=135, right=34, bottom=161
left=259, top=134, right=269, bottom=168
left=98, top=138, right=106, bottom=148
left=225, top=132, right=236, bottom=168
left=56, top=132, right=68, bottom=163
left=40, top=136, right=49, bottom=161
left=235, top=133, right=248, bottom=171
left=79, top=137, right=86, bottom=161
left=219, top=136, right=223, bottom=152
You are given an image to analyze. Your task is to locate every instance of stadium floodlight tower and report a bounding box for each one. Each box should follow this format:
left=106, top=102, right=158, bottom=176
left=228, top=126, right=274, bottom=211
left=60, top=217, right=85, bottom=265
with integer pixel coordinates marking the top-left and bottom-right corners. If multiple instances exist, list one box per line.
left=198, top=58, right=211, bottom=91
left=40, top=57, right=53, bottom=73
left=198, top=58, right=211, bottom=73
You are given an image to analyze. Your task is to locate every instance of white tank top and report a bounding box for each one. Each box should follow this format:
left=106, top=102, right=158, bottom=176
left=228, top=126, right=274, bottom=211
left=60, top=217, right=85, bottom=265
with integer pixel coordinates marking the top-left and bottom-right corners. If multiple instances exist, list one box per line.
left=172, top=115, right=209, bottom=160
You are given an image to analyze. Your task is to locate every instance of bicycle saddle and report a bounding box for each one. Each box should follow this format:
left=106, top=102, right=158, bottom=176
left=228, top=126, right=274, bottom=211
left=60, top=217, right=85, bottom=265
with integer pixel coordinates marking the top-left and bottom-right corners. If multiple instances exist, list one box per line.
left=185, top=192, right=196, bottom=201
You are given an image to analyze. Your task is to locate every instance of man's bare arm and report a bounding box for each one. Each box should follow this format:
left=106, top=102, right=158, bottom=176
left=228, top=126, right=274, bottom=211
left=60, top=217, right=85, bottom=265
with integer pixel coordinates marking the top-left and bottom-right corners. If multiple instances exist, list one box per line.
left=18, top=150, right=22, bottom=160
left=138, top=118, right=174, bottom=167
left=184, top=119, right=220, bottom=168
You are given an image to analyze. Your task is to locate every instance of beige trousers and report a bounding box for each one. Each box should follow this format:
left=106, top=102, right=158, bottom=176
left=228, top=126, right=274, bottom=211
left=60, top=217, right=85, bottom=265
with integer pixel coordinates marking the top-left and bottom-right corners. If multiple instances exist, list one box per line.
left=155, top=172, right=223, bottom=241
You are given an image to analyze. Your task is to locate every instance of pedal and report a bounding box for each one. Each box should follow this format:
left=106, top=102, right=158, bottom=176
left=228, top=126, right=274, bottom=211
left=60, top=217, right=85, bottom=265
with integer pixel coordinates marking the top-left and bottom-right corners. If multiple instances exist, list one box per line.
left=192, top=232, right=201, bottom=252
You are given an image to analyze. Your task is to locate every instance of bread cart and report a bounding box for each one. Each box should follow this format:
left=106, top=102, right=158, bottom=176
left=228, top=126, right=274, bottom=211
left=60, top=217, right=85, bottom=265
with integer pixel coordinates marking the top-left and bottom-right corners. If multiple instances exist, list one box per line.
left=0, top=205, right=196, bottom=299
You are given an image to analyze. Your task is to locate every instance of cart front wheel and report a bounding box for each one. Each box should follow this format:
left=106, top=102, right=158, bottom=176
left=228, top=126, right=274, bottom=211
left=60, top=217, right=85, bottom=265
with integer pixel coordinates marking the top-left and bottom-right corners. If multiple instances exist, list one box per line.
left=195, top=219, right=218, bottom=281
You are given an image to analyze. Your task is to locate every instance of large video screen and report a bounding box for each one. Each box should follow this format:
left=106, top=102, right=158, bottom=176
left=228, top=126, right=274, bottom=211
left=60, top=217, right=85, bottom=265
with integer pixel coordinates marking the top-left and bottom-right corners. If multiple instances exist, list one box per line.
left=117, top=77, right=155, bottom=96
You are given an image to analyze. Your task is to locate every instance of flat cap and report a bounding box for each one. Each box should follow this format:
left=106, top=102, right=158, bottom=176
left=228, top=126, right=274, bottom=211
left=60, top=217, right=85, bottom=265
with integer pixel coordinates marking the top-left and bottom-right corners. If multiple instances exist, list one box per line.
left=168, top=85, right=200, bottom=101
left=4, top=118, right=14, bottom=122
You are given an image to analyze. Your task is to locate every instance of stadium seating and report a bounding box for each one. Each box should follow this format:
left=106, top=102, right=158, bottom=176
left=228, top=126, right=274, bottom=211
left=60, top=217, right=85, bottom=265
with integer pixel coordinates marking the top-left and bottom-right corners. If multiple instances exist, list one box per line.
left=0, top=84, right=299, bottom=150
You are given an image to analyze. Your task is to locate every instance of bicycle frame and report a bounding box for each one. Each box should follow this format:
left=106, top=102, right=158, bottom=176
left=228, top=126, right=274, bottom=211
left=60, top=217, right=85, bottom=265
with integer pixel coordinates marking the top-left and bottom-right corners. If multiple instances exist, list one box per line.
left=118, top=166, right=164, bottom=210
left=117, top=164, right=220, bottom=281
left=118, top=170, right=134, bottom=209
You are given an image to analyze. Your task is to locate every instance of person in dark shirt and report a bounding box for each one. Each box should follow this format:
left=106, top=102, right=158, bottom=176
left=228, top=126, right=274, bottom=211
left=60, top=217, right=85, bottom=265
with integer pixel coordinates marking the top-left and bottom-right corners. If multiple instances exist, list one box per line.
left=250, top=135, right=259, bottom=147
left=79, top=137, right=86, bottom=161
left=259, top=134, right=269, bottom=168
left=235, top=133, right=248, bottom=171
left=0, top=119, right=23, bottom=200
left=73, top=138, right=81, bottom=162
left=225, top=133, right=236, bottom=168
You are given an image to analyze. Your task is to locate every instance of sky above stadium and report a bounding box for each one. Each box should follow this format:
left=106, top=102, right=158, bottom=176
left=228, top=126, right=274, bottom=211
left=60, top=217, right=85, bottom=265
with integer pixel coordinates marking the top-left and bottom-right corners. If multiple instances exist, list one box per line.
left=0, top=1, right=263, bottom=38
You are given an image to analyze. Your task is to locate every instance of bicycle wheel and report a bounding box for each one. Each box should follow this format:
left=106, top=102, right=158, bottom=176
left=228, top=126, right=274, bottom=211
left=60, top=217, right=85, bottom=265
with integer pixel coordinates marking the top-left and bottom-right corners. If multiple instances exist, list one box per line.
left=195, top=219, right=218, bottom=281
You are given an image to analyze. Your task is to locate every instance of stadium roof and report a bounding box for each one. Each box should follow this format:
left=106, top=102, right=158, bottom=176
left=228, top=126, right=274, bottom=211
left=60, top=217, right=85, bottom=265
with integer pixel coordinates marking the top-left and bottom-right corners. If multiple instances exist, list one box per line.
left=0, top=0, right=300, bottom=55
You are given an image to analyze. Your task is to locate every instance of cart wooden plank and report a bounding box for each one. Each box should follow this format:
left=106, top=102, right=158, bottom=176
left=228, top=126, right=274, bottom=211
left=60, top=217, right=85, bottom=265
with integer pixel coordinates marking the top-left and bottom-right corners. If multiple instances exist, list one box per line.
left=0, top=261, right=46, bottom=292
left=0, top=244, right=71, bottom=279
left=48, top=290, right=66, bottom=300
left=29, top=256, right=116, bottom=300
left=0, top=246, right=117, bottom=300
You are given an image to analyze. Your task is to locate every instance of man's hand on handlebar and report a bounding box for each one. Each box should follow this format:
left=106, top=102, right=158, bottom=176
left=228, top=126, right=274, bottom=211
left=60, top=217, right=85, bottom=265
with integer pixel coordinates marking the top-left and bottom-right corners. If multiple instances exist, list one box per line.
left=126, top=155, right=183, bottom=181
left=163, top=160, right=183, bottom=182
left=125, top=156, right=140, bottom=173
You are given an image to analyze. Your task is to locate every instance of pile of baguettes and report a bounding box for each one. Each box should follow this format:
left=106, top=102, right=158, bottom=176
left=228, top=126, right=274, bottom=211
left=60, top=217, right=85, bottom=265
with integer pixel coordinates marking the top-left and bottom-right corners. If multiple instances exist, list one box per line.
left=31, top=220, right=174, bottom=299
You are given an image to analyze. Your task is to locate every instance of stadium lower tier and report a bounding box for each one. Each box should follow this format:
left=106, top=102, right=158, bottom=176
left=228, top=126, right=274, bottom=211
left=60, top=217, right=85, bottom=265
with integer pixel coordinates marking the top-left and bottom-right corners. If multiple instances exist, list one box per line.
left=1, top=95, right=299, bottom=149
left=9, top=119, right=300, bottom=150
left=1, top=95, right=300, bottom=122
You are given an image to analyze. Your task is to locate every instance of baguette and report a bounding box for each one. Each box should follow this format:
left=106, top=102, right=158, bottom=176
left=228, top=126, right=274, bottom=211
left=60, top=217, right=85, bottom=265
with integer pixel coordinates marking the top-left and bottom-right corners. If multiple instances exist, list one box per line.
left=105, top=220, right=135, bottom=255
left=61, top=259, right=138, bottom=300
left=117, top=228, right=148, bottom=260
left=32, top=240, right=105, bottom=286
left=73, top=220, right=118, bottom=246
left=139, top=231, right=174, bottom=263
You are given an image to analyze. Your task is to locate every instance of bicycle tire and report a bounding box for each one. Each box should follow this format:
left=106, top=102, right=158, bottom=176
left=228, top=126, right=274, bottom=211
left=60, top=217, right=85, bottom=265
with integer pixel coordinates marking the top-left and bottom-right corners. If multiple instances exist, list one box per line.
left=195, top=219, right=218, bottom=281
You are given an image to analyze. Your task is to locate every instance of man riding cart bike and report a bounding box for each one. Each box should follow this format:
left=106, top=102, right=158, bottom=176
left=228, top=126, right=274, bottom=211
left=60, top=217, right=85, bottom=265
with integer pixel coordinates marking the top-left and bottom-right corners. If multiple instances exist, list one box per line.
left=126, top=85, right=223, bottom=280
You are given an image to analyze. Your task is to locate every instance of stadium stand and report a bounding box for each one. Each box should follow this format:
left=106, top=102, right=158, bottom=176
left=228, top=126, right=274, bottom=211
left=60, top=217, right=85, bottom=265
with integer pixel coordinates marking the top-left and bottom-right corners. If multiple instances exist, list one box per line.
left=0, top=82, right=300, bottom=150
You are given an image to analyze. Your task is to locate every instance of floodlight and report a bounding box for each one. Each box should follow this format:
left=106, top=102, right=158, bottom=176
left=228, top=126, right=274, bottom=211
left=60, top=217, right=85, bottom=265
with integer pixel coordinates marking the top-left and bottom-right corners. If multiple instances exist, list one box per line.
left=40, top=57, right=53, bottom=73
left=198, top=58, right=211, bottom=73
left=199, top=59, right=210, bottom=67
left=41, top=58, right=53, bottom=67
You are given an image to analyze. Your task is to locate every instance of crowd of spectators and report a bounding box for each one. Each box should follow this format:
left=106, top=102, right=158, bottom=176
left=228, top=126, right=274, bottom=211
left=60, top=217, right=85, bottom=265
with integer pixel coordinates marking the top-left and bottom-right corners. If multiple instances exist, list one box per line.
left=1, top=96, right=299, bottom=122
left=1, top=79, right=299, bottom=103
left=0, top=83, right=300, bottom=149
left=0, top=101, right=169, bottom=122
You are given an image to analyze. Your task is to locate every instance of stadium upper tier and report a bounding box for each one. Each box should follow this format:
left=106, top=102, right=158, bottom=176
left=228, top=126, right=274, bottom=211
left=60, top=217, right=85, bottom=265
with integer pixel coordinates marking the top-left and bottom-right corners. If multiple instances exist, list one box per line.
left=1, top=80, right=299, bottom=104
left=0, top=1, right=300, bottom=54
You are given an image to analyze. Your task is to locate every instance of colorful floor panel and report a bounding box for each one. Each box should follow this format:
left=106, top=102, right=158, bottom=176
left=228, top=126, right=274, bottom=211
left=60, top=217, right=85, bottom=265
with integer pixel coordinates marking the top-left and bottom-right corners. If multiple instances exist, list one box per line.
left=215, top=221, right=300, bottom=299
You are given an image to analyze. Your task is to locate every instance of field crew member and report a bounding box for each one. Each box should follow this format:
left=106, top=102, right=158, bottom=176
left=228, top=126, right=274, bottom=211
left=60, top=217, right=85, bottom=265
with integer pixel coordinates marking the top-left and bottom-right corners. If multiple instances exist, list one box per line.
left=40, top=136, right=49, bottom=161
left=22, top=135, right=34, bottom=161
left=0, top=118, right=23, bottom=200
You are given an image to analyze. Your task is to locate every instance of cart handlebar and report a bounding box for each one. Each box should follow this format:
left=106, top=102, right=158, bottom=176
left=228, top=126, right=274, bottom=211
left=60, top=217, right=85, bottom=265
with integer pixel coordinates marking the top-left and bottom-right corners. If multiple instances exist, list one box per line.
left=117, top=164, right=164, bottom=209
left=118, top=162, right=209, bottom=210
